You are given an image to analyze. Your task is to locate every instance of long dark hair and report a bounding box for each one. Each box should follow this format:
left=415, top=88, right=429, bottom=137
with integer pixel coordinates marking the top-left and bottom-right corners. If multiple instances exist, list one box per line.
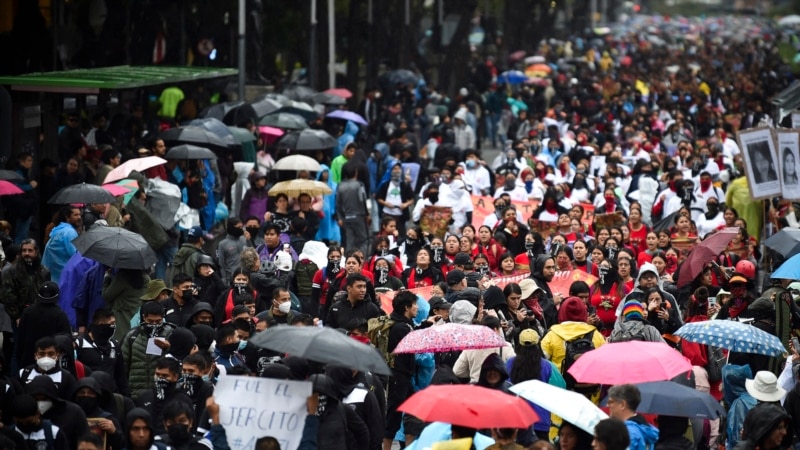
left=510, top=342, right=544, bottom=384
left=119, top=269, right=147, bottom=289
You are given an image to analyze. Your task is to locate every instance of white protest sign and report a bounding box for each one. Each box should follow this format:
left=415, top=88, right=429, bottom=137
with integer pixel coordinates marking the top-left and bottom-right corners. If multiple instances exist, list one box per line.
left=216, top=375, right=312, bottom=450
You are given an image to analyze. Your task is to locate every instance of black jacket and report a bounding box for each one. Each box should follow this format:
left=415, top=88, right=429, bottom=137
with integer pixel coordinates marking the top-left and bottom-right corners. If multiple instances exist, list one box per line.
left=135, top=387, right=194, bottom=435
left=24, top=375, right=89, bottom=450
left=387, top=312, right=433, bottom=377
left=734, top=403, right=792, bottom=450
left=327, top=366, right=384, bottom=450
left=160, top=296, right=199, bottom=329
left=325, top=298, right=383, bottom=330
left=75, top=334, right=130, bottom=397
left=16, top=301, right=71, bottom=368
left=529, top=255, right=558, bottom=328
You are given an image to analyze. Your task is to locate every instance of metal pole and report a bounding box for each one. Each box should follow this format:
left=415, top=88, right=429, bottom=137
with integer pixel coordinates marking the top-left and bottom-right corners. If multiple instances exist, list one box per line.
left=590, top=0, right=597, bottom=29
left=328, top=0, right=335, bottom=89
left=238, top=0, right=246, bottom=100
left=367, top=0, right=374, bottom=83
left=310, top=0, right=317, bottom=90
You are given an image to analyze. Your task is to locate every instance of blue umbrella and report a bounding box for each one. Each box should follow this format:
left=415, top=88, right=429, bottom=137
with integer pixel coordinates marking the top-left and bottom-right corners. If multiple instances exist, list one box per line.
left=674, top=321, right=785, bottom=357
left=499, top=70, right=529, bottom=85
left=772, top=252, right=800, bottom=279
left=633, top=381, right=726, bottom=419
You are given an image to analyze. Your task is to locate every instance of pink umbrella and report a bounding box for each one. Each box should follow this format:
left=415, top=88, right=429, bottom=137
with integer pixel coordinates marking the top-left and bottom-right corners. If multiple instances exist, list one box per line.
left=258, top=125, right=285, bottom=145
left=0, top=180, right=23, bottom=196
left=324, top=88, right=353, bottom=99
left=102, top=183, right=133, bottom=197
left=393, top=323, right=508, bottom=354
left=103, top=156, right=167, bottom=183
left=567, top=341, right=691, bottom=384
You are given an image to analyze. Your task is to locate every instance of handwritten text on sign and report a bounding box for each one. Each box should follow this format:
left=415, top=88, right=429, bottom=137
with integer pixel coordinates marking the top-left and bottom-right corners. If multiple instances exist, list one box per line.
left=216, top=375, right=312, bottom=450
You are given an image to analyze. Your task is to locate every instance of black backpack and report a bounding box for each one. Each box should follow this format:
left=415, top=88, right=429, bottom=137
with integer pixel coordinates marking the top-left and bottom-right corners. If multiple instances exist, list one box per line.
left=562, top=330, right=598, bottom=393
left=610, top=325, right=647, bottom=343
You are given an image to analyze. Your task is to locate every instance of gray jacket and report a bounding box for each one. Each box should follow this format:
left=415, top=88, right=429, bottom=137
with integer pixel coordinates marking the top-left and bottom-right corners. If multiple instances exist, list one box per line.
left=336, top=179, right=368, bottom=219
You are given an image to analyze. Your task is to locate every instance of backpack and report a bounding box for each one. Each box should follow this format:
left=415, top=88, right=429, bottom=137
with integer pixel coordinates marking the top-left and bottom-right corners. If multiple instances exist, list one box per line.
left=562, top=330, right=598, bottom=393
left=9, top=419, right=55, bottom=450
left=611, top=325, right=647, bottom=343
left=294, top=259, right=319, bottom=297
left=367, top=315, right=397, bottom=368
left=706, top=345, right=726, bottom=383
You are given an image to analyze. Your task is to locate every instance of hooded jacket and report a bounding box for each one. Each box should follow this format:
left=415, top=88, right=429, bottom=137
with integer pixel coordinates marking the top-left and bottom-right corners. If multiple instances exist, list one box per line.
left=125, top=408, right=161, bottom=450
left=25, top=375, right=90, bottom=450
left=620, top=263, right=682, bottom=334
left=541, top=322, right=606, bottom=370
left=625, top=414, right=660, bottom=450
left=609, top=318, right=665, bottom=343
left=122, top=322, right=177, bottom=398
left=326, top=366, right=383, bottom=450
left=529, top=255, right=558, bottom=327
left=90, top=370, right=135, bottom=427
left=725, top=364, right=758, bottom=449
left=76, top=331, right=130, bottom=397
left=16, top=296, right=72, bottom=369
left=0, top=257, right=50, bottom=321
left=72, top=378, right=124, bottom=450
left=311, top=374, right=370, bottom=450
left=734, top=403, right=792, bottom=450
left=476, top=353, right=511, bottom=392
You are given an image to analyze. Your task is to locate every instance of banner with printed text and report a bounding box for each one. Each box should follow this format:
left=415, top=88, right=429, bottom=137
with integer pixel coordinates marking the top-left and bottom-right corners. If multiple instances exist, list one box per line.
left=469, top=196, right=594, bottom=230
left=216, top=376, right=312, bottom=450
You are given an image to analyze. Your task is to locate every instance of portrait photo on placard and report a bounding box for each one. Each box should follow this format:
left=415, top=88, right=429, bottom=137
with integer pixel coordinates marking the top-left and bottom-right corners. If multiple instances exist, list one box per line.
left=738, top=127, right=782, bottom=199
left=777, top=129, right=800, bottom=199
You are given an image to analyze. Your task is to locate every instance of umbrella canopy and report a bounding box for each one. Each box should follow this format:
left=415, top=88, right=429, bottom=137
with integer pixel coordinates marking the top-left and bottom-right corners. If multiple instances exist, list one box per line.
left=0, top=180, right=23, bottom=196
left=324, top=88, right=353, bottom=99
left=764, top=228, right=800, bottom=259
left=249, top=325, right=390, bottom=375
left=249, top=97, right=283, bottom=118
left=0, top=170, right=24, bottom=182
left=147, top=178, right=182, bottom=229
left=160, top=126, right=232, bottom=151
left=398, top=384, right=538, bottom=429
left=510, top=380, right=608, bottom=435
left=165, top=144, right=218, bottom=160
left=224, top=99, right=282, bottom=126
left=379, top=69, right=418, bottom=90
left=567, top=341, right=692, bottom=384
left=258, top=112, right=309, bottom=130
left=499, top=70, right=530, bottom=85
left=525, top=63, right=553, bottom=77
left=103, top=156, right=167, bottom=184
left=674, top=320, right=786, bottom=357
left=275, top=129, right=337, bottom=151
left=258, top=126, right=285, bottom=145
left=268, top=180, right=332, bottom=197
left=49, top=183, right=116, bottom=205
left=226, top=126, right=257, bottom=143
left=268, top=104, right=318, bottom=122
left=326, top=109, right=368, bottom=126
left=773, top=252, right=800, bottom=279
left=72, top=226, right=157, bottom=270
left=632, top=381, right=726, bottom=419
left=305, top=92, right=346, bottom=106
left=282, top=84, right=316, bottom=101
left=199, top=101, right=244, bottom=121
left=272, top=154, right=322, bottom=172
left=676, top=227, right=738, bottom=286
left=101, top=183, right=133, bottom=197
left=393, top=323, right=508, bottom=354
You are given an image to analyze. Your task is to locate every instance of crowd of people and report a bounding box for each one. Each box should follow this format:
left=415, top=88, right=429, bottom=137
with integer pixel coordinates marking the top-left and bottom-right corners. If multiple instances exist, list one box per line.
left=3, top=12, right=800, bottom=450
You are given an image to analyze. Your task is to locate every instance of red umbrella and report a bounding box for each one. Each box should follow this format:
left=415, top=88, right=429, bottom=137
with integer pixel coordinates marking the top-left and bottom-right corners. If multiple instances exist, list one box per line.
left=399, top=385, right=538, bottom=429
left=0, top=181, right=23, bottom=196
left=676, top=227, right=739, bottom=286
left=324, top=88, right=353, bottom=99
left=101, top=183, right=134, bottom=197
left=393, top=323, right=508, bottom=354
left=568, top=341, right=691, bottom=384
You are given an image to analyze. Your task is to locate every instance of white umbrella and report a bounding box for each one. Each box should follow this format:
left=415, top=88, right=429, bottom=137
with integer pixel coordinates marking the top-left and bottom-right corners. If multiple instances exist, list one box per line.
left=509, top=379, right=608, bottom=435
left=778, top=15, right=800, bottom=27
left=103, top=156, right=167, bottom=184
left=272, top=154, right=322, bottom=172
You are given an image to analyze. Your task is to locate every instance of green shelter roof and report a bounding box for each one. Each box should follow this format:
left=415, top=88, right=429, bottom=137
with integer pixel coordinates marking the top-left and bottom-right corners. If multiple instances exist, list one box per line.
left=0, top=66, right=238, bottom=94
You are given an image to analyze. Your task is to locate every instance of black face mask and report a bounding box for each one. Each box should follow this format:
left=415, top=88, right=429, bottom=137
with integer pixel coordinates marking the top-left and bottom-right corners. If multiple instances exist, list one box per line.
left=90, top=323, right=115, bottom=343
left=525, top=241, right=535, bottom=252
left=429, top=193, right=439, bottom=204
left=75, top=396, right=98, bottom=413
left=431, top=246, right=444, bottom=264
left=376, top=267, right=389, bottom=284
left=227, top=225, right=244, bottom=238
left=598, top=266, right=610, bottom=285
left=181, top=289, right=194, bottom=302
left=707, top=203, right=719, bottom=217
left=15, top=422, right=41, bottom=434
left=181, top=374, right=203, bottom=397
left=141, top=323, right=164, bottom=337
left=327, top=259, right=341, bottom=274
left=154, top=377, right=175, bottom=401
left=167, top=424, right=193, bottom=445
left=217, top=342, right=239, bottom=355
left=245, top=227, right=260, bottom=239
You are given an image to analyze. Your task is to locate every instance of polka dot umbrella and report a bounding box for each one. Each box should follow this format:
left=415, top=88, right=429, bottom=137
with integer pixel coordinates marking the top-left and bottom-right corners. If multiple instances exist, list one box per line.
left=674, top=320, right=786, bottom=357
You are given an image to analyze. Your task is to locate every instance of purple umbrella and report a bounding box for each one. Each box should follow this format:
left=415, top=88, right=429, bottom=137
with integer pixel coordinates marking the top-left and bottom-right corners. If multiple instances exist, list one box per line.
left=326, top=110, right=368, bottom=126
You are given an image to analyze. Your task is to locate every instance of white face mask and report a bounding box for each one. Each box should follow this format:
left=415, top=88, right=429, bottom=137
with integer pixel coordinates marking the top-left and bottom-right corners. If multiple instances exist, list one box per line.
left=278, top=302, right=292, bottom=314
left=37, top=400, right=53, bottom=415
left=36, top=357, right=57, bottom=372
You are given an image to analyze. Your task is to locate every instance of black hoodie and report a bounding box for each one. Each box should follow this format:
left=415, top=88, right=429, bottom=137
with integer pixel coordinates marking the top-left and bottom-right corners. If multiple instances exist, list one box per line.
left=476, top=353, right=511, bottom=392
left=72, top=378, right=124, bottom=450
left=530, top=255, right=558, bottom=327
left=734, top=403, right=792, bottom=450
left=326, top=366, right=384, bottom=450
left=24, top=375, right=89, bottom=450
left=89, top=370, right=136, bottom=430
left=125, top=408, right=161, bottom=450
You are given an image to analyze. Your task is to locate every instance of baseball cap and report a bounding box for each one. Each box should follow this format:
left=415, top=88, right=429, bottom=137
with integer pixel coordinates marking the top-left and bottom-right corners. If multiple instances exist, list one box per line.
left=446, top=270, right=466, bottom=286
left=453, top=252, right=473, bottom=268
left=38, top=281, right=60, bottom=301
left=519, top=329, right=540, bottom=346
left=729, top=275, right=748, bottom=285
left=187, top=226, right=204, bottom=242
left=429, top=297, right=452, bottom=311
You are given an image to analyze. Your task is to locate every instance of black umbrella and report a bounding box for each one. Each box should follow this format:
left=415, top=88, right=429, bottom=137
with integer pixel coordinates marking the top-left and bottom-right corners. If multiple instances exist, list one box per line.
left=199, top=101, right=244, bottom=121
left=48, top=183, right=116, bottom=205
left=249, top=325, right=391, bottom=375
left=379, top=69, right=418, bottom=90
left=304, top=92, right=346, bottom=106
left=0, top=170, right=23, bottom=182
left=258, top=113, right=309, bottom=130
left=268, top=105, right=318, bottom=122
left=165, top=144, right=218, bottom=160
left=160, top=126, right=232, bottom=151
left=275, top=129, right=337, bottom=152
left=72, top=226, right=157, bottom=270
left=224, top=98, right=282, bottom=126
left=652, top=211, right=679, bottom=234
left=281, top=84, right=316, bottom=101
left=764, top=228, right=800, bottom=259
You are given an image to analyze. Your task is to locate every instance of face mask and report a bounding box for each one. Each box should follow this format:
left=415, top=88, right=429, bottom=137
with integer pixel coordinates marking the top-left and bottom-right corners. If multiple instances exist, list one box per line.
left=466, top=160, right=477, bottom=169
left=246, top=226, right=260, bottom=238
left=217, top=342, right=239, bottom=355
left=16, top=422, right=40, bottom=434
left=525, top=180, right=534, bottom=191
left=201, top=374, right=211, bottom=383
left=682, top=187, right=693, bottom=202
left=317, top=394, right=328, bottom=415
left=181, top=289, right=194, bottom=302
left=376, top=266, right=389, bottom=284
left=477, top=264, right=489, bottom=275
left=504, top=179, right=516, bottom=190
left=167, top=423, right=192, bottom=445
left=429, top=193, right=439, bottom=204
left=278, top=301, right=291, bottom=314
left=36, top=356, right=57, bottom=372
left=378, top=248, right=389, bottom=257
left=525, top=241, right=535, bottom=251
left=37, top=400, right=53, bottom=415
left=707, top=203, right=719, bottom=216
left=234, top=282, right=248, bottom=294
left=598, top=266, right=610, bottom=285
left=607, top=247, right=618, bottom=261
left=431, top=246, right=443, bottom=264
left=75, top=396, right=98, bottom=413
left=24, top=255, right=38, bottom=267
left=181, top=374, right=202, bottom=397
left=604, top=195, right=615, bottom=204
left=142, top=323, right=163, bottom=337
left=154, top=377, right=175, bottom=401
left=90, top=323, right=115, bottom=343
left=328, top=259, right=341, bottom=274
left=227, top=225, right=244, bottom=238
left=391, top=172, right=401, bottom=182
left=700, top=179, right=711, bottom=190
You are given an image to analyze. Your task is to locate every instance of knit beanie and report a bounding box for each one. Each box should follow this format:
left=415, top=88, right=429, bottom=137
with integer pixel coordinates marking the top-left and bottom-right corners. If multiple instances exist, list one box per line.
left=622, top=299, right=644, bottom=321
left=558, top=297, right=588, bottom=323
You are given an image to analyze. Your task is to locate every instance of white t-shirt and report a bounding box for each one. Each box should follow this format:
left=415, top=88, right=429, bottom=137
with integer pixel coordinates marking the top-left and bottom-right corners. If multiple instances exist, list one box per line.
left=383, top=181, right=403, bottom=216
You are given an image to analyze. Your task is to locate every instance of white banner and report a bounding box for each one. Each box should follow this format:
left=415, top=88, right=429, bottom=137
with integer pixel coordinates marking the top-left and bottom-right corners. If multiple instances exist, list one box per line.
left=216, top=375, right=312, bottom=450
